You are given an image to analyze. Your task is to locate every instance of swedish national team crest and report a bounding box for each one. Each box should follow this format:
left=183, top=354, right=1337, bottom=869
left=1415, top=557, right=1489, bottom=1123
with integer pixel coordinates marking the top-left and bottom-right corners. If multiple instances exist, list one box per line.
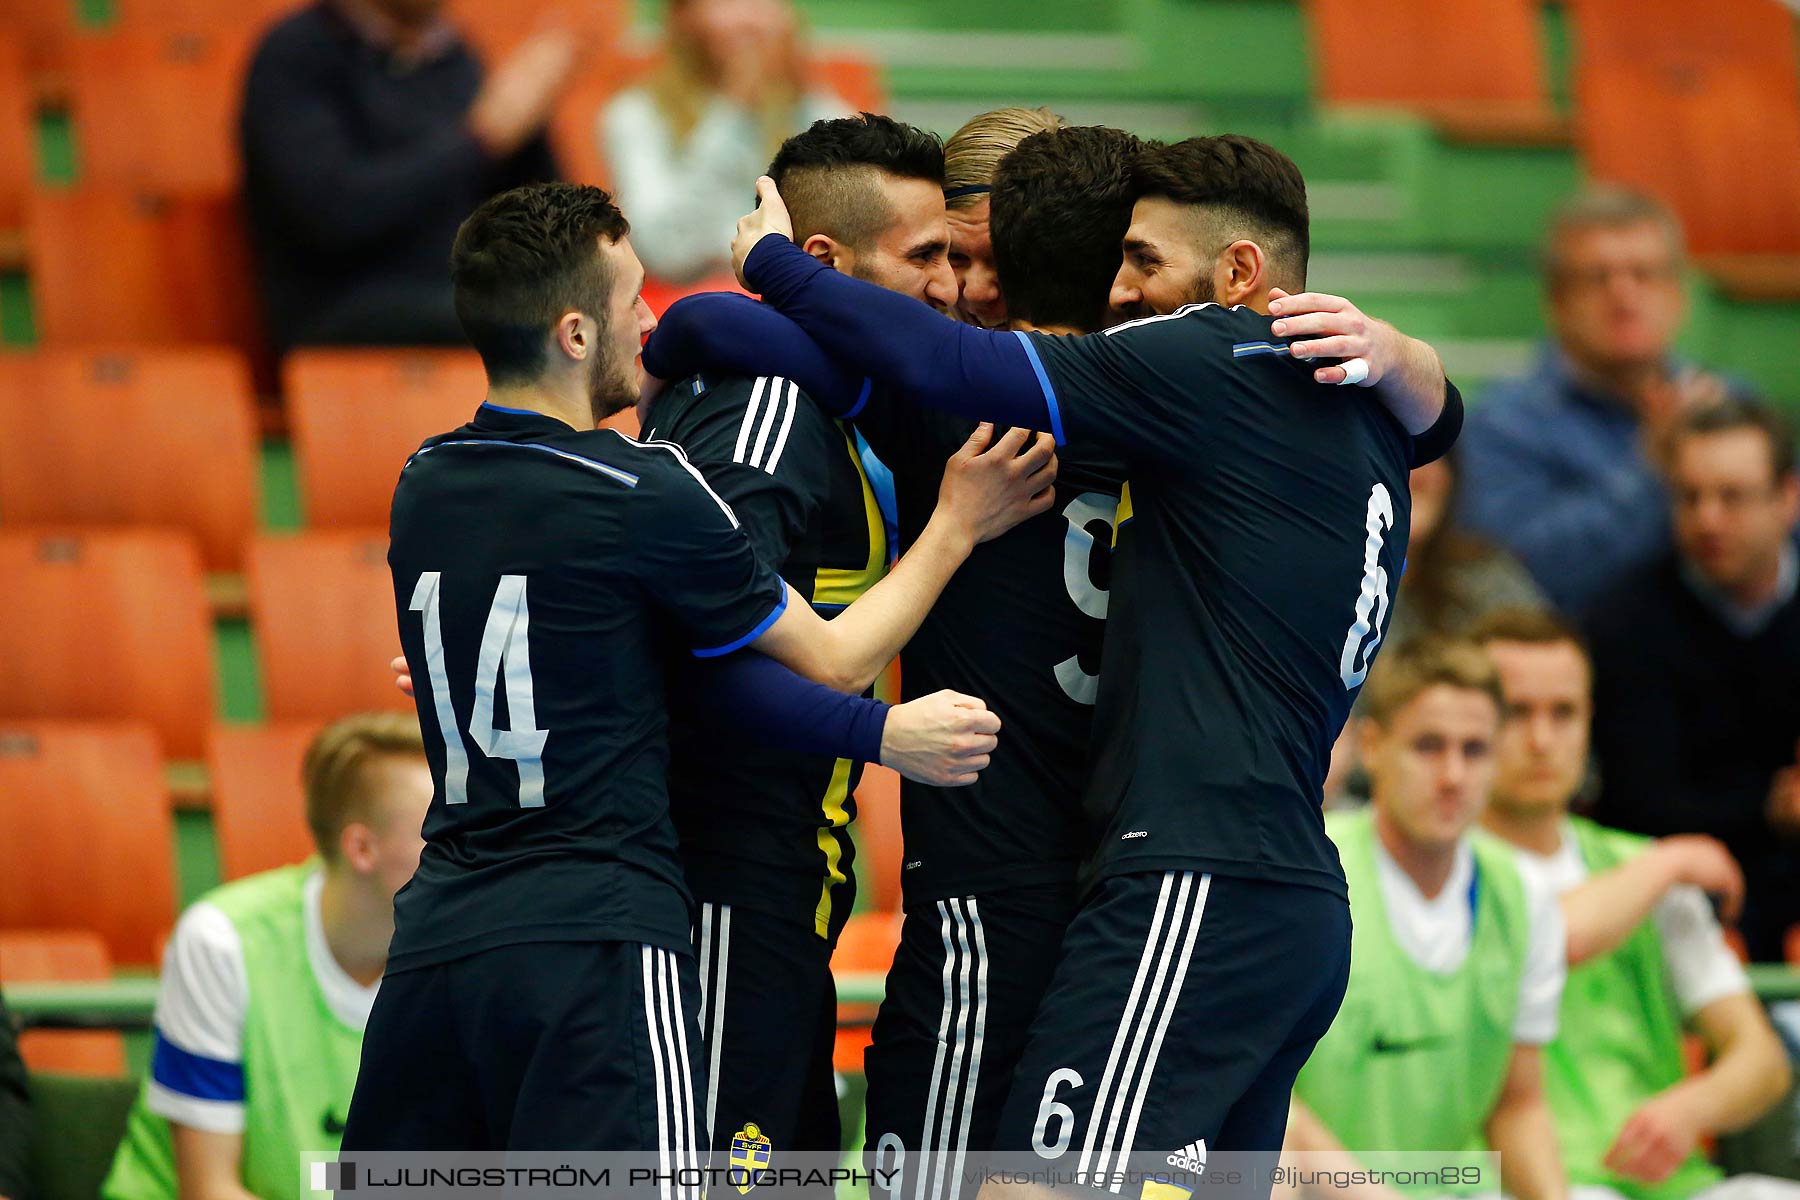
left=728, top=1123, right=774, bottom=1193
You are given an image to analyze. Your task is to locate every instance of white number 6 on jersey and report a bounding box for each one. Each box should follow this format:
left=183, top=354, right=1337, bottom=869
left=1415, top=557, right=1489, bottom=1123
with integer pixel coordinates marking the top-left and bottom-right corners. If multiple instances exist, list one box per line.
left=1338, top=483, right=1395, bottom=690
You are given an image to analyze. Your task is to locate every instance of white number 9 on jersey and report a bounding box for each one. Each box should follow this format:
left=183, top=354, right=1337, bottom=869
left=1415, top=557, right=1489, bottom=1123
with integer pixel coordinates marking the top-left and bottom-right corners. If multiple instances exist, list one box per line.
left=1338, top=483, right=1395, bottom=690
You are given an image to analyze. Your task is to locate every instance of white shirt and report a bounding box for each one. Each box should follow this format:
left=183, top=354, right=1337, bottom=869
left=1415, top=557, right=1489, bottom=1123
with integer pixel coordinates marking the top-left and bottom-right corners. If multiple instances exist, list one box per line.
left=601, top=86, right=848, bottom=284
left=1372, top=833, right=1568, bottom=1044
left=1511, top=819, right=1750, bottom=1018
left=146, top=870, right=379, bottom=1134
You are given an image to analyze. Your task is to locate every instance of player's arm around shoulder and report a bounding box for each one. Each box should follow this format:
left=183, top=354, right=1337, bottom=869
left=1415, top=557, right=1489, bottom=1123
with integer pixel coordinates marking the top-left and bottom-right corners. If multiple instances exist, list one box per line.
left=748, top=423, right=1056, bottom=693
left=1267, top=288, right=1456, bottom=451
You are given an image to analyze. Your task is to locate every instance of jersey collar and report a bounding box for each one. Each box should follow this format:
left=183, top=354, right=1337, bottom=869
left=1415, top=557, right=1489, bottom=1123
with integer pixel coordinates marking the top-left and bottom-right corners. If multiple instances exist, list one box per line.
left=474, top=401, right=578, bottom=434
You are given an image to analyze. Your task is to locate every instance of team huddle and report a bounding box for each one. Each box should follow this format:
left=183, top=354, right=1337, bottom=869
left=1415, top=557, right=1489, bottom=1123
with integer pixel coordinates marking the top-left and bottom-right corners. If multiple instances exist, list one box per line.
left=339, top=107, right=1463, bottom=1193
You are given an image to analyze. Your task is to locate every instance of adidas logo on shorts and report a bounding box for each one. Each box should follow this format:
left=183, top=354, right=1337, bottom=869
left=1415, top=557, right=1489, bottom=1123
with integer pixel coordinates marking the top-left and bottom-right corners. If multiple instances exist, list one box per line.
left=1165, top=1140, right=1207, bottom=1172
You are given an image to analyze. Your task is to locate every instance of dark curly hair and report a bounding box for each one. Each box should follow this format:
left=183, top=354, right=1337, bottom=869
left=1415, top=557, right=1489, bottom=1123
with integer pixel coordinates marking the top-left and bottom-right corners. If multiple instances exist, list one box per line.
left=990, top=125, right=1146, bottom=333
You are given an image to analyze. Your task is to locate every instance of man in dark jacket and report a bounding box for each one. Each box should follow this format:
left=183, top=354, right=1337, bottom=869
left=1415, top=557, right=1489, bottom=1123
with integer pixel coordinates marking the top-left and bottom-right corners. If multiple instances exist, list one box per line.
left=239, top=0, right=582, bottom=352
left=1587, top=397, right=1800, bottom=961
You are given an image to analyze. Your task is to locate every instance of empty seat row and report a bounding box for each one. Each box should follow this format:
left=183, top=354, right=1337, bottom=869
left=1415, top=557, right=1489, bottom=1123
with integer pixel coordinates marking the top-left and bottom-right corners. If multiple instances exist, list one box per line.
left=0, top=346, right=491, bottom=568
left=0, top=528, right=408, bottom=757
left=1306, top=0, right=1800, bottom=262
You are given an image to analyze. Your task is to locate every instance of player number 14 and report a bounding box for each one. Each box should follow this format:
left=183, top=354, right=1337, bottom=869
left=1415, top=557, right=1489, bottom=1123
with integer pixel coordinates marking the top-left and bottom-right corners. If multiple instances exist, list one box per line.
left=409, top=571, right=550, bottom=807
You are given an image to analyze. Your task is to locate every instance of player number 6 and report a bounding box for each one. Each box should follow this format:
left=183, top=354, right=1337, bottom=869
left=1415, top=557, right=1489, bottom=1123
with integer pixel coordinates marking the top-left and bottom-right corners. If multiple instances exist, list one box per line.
left=1032, top=1067, right=1085, bottom=1159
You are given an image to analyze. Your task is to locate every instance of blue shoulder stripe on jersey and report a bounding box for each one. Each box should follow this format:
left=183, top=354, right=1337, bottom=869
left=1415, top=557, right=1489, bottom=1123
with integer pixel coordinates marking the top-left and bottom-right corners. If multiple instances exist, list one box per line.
left=1011, top=330, right=1067, bottom=446
left=692, top=588, right=790, bottom=659
left=151, top=1030, right=246, bottom=1103
left=479, top=401, right=541, bottom=416
left=842, top=378, right=873, bottom=420
left=1231, top=341, right=1291, bottom=358
left=413, top=439, right=640, bottom=487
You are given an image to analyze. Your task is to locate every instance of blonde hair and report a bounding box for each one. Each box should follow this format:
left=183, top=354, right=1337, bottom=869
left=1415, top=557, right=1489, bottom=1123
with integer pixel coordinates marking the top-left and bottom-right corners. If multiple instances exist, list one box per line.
left=1358, top=638, right=1503, bottom=727
left=942, top=106, right=1065, bottom=209
left=648, top=0, right=806, bottom=161
left=303, top=713, right=427, bottom=860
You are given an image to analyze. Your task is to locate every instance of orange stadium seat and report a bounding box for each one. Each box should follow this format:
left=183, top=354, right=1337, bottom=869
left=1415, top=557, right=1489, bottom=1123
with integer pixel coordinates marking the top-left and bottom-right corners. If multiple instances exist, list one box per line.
left=1304, top=0, right=1556, bottom=140
left=832, top=909, right=901, bottom=1074
left=853, top=764, right=905, bottom=915
left=26, top=187, right=268, bottom=368
left=0, top=930, right=126, bottom=1076
left=0, top=348, right=259, bottom=570
left=247, top=531, right=412, bottom=721
left=110, top=0, right=296, bottom=37
left=0, top=722, right=176, bottom=966
left=67, top=27, right=260, bottom=193
left=0, top=530, right=215, bottom=758
left=0, top=36, right=32, bottom=231
left=450, top=0, right=626, bottom=66
left=0, top=0, right=79, bottom=71
left=1570, top=0, right=1800, bottom=259
left=284, top=348, right=488, bottom=527
left=207, top=722, right=324, bottom=881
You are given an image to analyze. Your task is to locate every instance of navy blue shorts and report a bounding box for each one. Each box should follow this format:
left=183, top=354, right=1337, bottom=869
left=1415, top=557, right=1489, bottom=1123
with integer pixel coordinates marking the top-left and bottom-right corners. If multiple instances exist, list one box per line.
left=342, top=939, right=707, bottom=1155
left=692, top=900, right=841, bottom=1157
left=993, top=871, right=1351, bottom=1194
left=863, top=881, right=1079, bottom=1200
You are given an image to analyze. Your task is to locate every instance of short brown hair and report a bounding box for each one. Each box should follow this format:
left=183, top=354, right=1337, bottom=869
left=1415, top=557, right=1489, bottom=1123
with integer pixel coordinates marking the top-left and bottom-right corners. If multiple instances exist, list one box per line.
left=943, top=106, right=1066, bottom=209
left=1358, top=638, right=1503, bottom=727
left=303, top=713, right=427, bottom=860
left=1469, top=606, right=1590, bottom=661
left=451, top=183, right=630, bottom=386
left=1131, top=135, right=1310, bottom=290
left=1669, top=395, right=1798, bottom=480
left=1541, top=186, right=1685, bottom=285
left=991, top=125, right=1145, bottom=333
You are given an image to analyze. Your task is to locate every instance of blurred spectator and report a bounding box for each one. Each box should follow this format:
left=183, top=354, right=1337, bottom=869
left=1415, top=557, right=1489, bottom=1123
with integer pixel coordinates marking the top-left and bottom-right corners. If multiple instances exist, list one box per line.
left=102, top=715, right=429, bottom=1200
left=1388, top=449, right=1546, bottom=649
left=0, top=994, right=29, bottom=1200
left=241, top=0, right=579, bottom=353
left=941, top=106, right=1065, bottom=329
left=1288, top=639, right=1568, bottom=1200
left=1477, top=608, right=1796, bottom=1200
left=601, top=0, right=847, bottom=285
left=1585, top=399, right=1800, bottom=963
left=1459, top=187, right=1746, bottom=615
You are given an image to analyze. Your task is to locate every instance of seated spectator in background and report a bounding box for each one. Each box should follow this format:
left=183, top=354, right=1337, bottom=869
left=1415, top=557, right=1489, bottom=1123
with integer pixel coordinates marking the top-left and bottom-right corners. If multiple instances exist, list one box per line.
left=0, top=993, right=29, bottom=1200
left=940, top=105, right=1065, bottom=329
left=1586, top=399, right=1800, bottom=963
left=1460, top=187, right=1745, bottom=616
left=241, top=0, right=581, bottom=353
left=602, top=0, right=846, bottom=286
left=1388, top=448, right=1546, bottom=649
left=103, top=715, right=429, bottom=1200
left=1288, top=639, right=1568, bottom=1200
left=1476, top=608, right=1797, bottom=1200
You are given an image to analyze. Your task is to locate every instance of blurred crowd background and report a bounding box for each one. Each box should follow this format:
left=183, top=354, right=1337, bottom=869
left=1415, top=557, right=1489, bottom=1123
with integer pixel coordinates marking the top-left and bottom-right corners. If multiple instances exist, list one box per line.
left=0, top=0, right=1799, bottom=1196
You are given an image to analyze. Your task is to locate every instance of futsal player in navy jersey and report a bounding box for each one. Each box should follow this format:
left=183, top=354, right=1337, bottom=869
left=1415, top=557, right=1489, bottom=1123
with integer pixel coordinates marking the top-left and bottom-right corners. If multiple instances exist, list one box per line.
left=342, top=181, right=1054, bottom=1154
left=642, top=125, right=1143, bottom=1188
left=656, top=134, right=1464, bottom=1184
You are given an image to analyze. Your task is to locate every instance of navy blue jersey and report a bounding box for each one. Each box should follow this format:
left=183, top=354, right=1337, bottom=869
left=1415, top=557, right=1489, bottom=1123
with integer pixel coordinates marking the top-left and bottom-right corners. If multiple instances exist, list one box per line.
left=644, top=373, right=887, bottom=941
left=385, top=403, right=788, bottom=971
left=850, top=395, right=1127, bottom=905
left=1026, top=304, right=1416, bottom=898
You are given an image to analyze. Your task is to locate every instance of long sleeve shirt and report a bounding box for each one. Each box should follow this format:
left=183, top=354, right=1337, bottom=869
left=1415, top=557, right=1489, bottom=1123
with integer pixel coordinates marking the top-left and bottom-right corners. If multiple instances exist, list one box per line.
left=239, top=2, right=559, bottom=352
left=1457, top=345, right=1676, bottom=616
